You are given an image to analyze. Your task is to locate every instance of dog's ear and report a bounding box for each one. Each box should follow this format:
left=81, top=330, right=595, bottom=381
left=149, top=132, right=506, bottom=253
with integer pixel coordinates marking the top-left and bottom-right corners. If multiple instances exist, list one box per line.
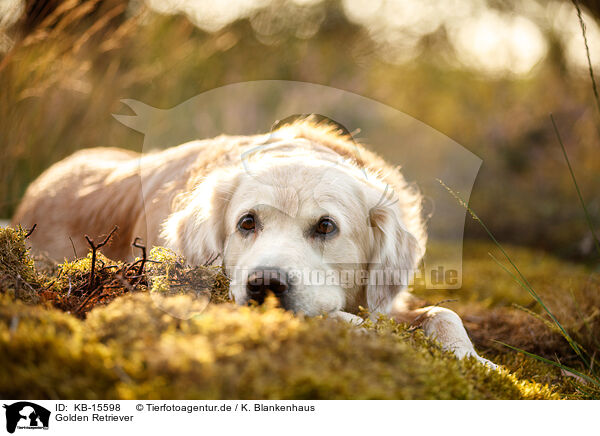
left=366, top=203, right=423, bottom=317
left=161, top=171, right=240, bottom=265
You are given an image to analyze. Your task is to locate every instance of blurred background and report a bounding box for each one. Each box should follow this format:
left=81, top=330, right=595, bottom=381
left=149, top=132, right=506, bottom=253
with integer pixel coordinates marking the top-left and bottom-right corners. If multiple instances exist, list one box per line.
left=1, top=0, right=599, bottom=262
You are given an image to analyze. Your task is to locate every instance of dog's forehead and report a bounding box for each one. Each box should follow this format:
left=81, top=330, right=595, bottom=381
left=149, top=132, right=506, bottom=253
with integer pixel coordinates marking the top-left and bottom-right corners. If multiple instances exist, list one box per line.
left=229, top=160, right=368, bottom=220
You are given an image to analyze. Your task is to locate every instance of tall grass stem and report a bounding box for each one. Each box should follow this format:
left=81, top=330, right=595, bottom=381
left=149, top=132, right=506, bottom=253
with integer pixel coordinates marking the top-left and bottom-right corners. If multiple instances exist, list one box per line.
left=572, top=0, right=600, bottom=118
left=550, top=114, right=600, bottom=257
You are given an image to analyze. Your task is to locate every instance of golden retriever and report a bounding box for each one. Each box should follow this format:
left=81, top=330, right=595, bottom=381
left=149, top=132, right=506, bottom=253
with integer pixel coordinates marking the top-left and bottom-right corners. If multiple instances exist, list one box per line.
left=12, top=120, right=495, bottom=368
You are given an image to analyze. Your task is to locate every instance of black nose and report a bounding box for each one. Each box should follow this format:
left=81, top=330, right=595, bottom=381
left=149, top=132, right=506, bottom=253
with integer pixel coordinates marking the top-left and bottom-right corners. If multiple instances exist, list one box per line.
left=246, top=267, right=289, bottom=304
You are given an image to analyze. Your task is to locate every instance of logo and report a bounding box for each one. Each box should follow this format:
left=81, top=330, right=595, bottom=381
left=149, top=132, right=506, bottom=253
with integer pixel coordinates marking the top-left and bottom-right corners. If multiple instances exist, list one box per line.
left=3, top=402, right=50, bottom=434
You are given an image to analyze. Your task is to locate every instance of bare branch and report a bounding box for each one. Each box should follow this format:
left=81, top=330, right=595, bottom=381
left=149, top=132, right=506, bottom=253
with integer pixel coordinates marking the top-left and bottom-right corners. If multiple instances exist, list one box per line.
left=24, top=224, right=37, bottom=239
left=131, top=237, right=147, bottom=276
left=84, top=225, right=119, bottom=291
left=68, top=236, right=78, bottom=258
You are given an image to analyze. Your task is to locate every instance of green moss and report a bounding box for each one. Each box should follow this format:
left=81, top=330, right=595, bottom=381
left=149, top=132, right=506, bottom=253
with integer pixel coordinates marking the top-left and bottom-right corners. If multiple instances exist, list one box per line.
left=0, top=295, right=124, bottom=399
left=147, top=247, right=230, bottom=304
left=0, top=293, right=559, bottom=399
left=0, top=226, right=45, bottom=303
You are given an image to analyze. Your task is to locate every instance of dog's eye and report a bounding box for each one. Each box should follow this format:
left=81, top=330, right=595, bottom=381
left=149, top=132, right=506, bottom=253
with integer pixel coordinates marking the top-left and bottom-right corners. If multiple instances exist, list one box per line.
left=315, top=217, right=337, bottom=236
left=238, top=214, right=256, bottom=232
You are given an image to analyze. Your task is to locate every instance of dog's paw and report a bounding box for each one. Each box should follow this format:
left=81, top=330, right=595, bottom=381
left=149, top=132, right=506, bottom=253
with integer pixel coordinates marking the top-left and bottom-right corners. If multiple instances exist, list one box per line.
left=473, top=354, right=498, bottom=370
left=329, top=310, right=365, bottom=326
left=464, top=350, right=498, bottom=370
left=452, top=346, right=499, bottom=370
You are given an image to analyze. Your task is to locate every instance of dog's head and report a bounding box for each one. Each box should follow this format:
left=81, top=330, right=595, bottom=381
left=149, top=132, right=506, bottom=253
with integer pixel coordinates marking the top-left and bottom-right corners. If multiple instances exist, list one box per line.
left=162, top=129, right=425, bottom=317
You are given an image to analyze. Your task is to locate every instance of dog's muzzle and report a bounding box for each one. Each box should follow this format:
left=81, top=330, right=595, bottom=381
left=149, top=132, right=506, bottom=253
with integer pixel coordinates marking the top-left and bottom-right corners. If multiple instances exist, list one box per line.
left=246, top=267, right=289, bottom=305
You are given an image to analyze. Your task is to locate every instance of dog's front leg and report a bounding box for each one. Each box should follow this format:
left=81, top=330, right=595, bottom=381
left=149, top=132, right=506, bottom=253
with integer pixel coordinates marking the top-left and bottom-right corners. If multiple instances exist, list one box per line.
left=331, top=307, right=496, bottom=369
left=393, top=304, right=497, bottom=369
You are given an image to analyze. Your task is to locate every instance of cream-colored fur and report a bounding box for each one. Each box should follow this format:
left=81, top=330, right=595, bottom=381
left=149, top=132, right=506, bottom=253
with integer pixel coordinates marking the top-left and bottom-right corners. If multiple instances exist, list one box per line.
left=12, top=121, right=495, bottom=368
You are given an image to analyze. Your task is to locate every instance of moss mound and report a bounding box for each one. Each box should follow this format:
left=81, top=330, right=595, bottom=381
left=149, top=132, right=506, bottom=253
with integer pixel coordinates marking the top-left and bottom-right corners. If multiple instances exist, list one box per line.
left=147, top=247, right=230, bottom=304
left=0, top=293, right=557, bottom=399
left=0, top=227, right=230, bottom=318
left=0, top=226, right=44, bottom=303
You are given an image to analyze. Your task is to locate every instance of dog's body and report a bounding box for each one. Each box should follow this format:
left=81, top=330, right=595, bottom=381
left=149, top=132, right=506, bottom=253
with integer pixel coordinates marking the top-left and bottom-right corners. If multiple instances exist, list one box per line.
left=13, top=121, right=494, bottom=367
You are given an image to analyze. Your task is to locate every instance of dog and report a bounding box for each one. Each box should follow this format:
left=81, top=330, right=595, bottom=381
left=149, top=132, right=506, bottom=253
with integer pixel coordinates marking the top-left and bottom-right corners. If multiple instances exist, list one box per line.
left=12, top=120, right=495, bottom=368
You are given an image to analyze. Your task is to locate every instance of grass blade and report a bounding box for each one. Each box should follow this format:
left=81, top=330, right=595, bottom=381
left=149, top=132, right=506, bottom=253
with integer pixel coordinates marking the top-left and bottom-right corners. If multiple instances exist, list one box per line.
left=550, top=114, right=600, bottom=257
left=496, top=340, right=599, bottom=388
left=572, top=0, right=600, bottom=118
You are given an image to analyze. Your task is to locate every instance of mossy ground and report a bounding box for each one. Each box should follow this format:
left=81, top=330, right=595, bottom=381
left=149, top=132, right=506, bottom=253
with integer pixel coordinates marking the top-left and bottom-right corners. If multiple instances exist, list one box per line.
left=0, top=226, right=597, bottom=399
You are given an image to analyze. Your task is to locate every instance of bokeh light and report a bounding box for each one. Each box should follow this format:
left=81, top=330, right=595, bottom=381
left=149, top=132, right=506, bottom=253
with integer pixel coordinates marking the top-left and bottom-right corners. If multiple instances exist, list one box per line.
left=1, top=0, right=599, bottom=75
